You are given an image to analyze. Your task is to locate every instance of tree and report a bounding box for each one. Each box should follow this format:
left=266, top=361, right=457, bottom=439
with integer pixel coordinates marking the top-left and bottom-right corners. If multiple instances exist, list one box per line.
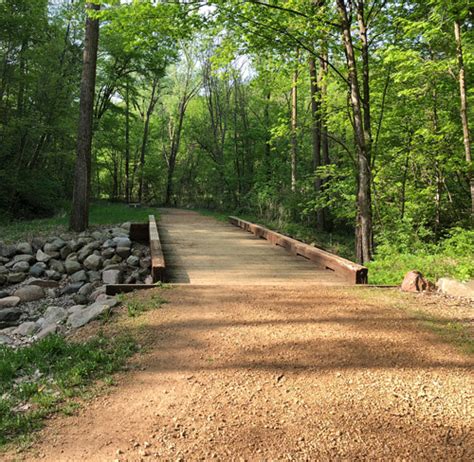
left=70, top=2, right=100, bottom=231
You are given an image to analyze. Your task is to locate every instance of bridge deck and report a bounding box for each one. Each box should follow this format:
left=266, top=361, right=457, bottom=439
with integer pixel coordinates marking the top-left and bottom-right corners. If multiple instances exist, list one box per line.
left=158, top=209, right=346, bottom=285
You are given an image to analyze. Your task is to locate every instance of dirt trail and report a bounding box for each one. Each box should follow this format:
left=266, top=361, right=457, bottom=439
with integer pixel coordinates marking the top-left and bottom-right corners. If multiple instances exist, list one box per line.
left=7, top=210, right=473, bottom=461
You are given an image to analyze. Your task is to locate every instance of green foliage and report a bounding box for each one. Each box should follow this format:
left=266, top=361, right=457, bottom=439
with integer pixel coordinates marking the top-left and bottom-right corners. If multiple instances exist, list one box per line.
left=124, top=293, right=168, bottom=318
left=0, top=333, right=137, bottom=447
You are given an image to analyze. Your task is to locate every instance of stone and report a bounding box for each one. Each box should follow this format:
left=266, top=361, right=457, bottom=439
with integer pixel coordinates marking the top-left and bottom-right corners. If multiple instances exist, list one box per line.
left=12, top=261, right=30, bottom=273
left=144, top=275, right=153, bottom=285
left=70, top=270, right=88, bottom=283
left=95, top=294, right=118, bottom=307
left=67, top=305, right=86, bottom=315
left=31, top=237, right=44, bottom=252
left=88, top=271, right=101, bottom=282
left=0, top=296, right=21, bottom=308
left=0, top=334, right=14, bottom=345
left=65, top=260, right=82, bottom=275
left=67, top=298, right=117, bottom=328
left=13, top=285, right=45, bottom=302
left=70, top=240, right=83, bottom=252
left=83, top=254, right=102, bottom=271
left=437, top=278, right=474, bottom=300
left=36, top=249, right=51, bottom=263
left=29, top=262, right=46, bottom=277
left=102, top=239, right=116, bottom=249
left=7, top=272, right=27, bottom=284
left=11, top=254, right=35, bottom=264
left=61, top=282, right=84, bottom=295
left=140, top=257, right=151, bottom=269
left=78, top=242, right=101, bottom=262
left=16, top=242, right=33, bottom=255
left=0, top=265, right=7, bottom=274
left=0, top=290, right=9, bottom=298
left=13, top=321, right=39, bottom=336
left=102, top=269, right=122, bottom=285
left=73, top=294, right=89, bottom=305
left=0, top=274, right=6, bottom=286
left=90, top=286, right=106, bottom=301
left=45, top=270, right=62, bottom=281
left=101, top=247, right=115, bottom=259
left=51, top=238, right=66, bottom=249
left=121, top=222, right=131, bottom=231
left=401, top=271, right=434, bottom=293
left=43, top=306, right=68, bottom=325
left=35, top=324, right=58, bottom=340
left=110, top=227, right=128, bottom=238
left=113, top=237, right=131, bottom=248
left=91, top=231, right=104, bottom=241
left=28, top=279, right=59, bottom=289
left=126, top=255, right=140, bottom=267
left=0, top=244, right=17, bottom=258
left=44, top=242, right=61, bottom=254
left=78, top=282, right=94, bottom=297
left=116, top=247, right=131, bottom=259
left=0, top=308, right=22, bottom=327
left=60, top=244, right=73, bottom=260
left=49, top=259, right=65, bottom=274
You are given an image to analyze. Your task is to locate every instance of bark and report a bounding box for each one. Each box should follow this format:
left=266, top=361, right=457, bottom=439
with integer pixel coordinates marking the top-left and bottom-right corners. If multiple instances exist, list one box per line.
left=264, top=90, right=272, bottom=179
left=309, top=55, right=324, bottom=230
left=290, top=50, right=299, bottom=192
left=70, top=3, right=100, bottom=232
left=125, top=80, right=131, bottom=202
left=454, top=19, right=473, bottom=215
left=337, top=0, right=373, bottom=264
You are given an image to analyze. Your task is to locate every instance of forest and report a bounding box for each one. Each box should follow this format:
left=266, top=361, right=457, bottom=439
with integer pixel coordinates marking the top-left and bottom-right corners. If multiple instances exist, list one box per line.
left=0, top=0, right=473, bottom=282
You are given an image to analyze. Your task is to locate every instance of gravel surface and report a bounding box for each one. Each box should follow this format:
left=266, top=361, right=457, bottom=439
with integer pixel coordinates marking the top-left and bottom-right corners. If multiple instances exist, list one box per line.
left=10, top=285, right=473, bottom=461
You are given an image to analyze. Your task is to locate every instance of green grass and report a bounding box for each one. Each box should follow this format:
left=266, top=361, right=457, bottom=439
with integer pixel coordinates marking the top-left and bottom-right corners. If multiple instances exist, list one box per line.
left=0, top=202, right=159, bottom=243
left=0, top=333, right=138, bottom=448
left=118, top=292, right=168, bottom=318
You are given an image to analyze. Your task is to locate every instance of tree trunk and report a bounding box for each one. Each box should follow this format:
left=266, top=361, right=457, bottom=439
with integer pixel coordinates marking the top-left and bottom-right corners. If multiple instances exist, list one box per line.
left=125, top=80, right=131, bottom=203
left=70, top=2, right=100, bottom=232
left=337, top=0, right=372, bottom=264
left=309, top=55, right=324, bottom=230
left=454, top=19, right=473, bottom=215
left=290, top=50, right=299, bottom=192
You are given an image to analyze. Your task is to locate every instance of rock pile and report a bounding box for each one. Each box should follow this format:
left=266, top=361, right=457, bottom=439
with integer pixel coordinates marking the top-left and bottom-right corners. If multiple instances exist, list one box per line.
left=0, top=222, right=151, bottom=348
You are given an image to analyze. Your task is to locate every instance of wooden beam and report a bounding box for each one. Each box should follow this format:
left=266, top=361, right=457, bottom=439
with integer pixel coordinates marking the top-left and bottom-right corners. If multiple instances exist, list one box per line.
left=149, top=214, right=166, bottom=282
left=106, top=284, right=157, bottom=296
left=229, top=216, right=368, bottom=284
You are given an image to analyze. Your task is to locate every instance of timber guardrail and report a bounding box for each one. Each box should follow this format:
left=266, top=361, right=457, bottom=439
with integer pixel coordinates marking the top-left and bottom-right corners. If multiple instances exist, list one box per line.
left=229, top=216, right=368, bottom=284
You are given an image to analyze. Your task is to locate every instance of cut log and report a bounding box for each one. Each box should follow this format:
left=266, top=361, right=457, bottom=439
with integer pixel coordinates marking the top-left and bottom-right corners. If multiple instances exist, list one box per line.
left=149, top=215, right=166, bottom=283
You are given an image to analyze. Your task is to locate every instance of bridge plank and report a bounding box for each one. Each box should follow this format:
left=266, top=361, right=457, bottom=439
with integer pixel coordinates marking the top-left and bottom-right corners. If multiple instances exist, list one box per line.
left=229, top=216, right=368, bottom=284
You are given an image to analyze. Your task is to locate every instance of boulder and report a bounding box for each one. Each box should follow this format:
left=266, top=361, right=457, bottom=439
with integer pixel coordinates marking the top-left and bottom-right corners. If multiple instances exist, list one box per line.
left=91, top=231, right=104, bottom=241
left=67, top=298, right=117, bottom=329
left=70, top=270, right=88, bottom=283
left=126, top=255, right=140, bottom=267
left=87, top=271, right=101, bottom=283
left=83, top=254, right=102, bottom=271
left=73, top=293, right=89, bottom=305
left=0, top=244, right=17, bottom=258
left=102, top=269, right=122, bottom=284
left=35, top=324, right=58, bottom=340
left=11, top=254, right=35, bottom=264
left=116, top=247, right=131, bottom=259
left=67, top=304, right=86, bottom=315
left=36, top=249, right=51, bottom=263
left=0, top=290, right=9, bottom=299
left=29, top=262, right=46, bottom=277
left=0, top=296, right=21, bottom=308
left=13, top=321, right=39, bottom=336
left=401, top=271, right=434, bottom=293
left=113, top=237, right=131, bottom=248
left=14, top=285, right=45, bottom=302
left=78, top=282, right=94, bottom=297
left=437, top=278, right=474, bottom=300
left=45, top=270, right=62, bottom=281
left=65, top=260, right=82, bottom=275
left=7, top=272, right=27, bottom=284
left=0, top=308, right=22, bottom=327
left=70, top=240, right=83, bottom=252
left=60, top=244, right=73, bottom=260
left=101, top=247, right=115, bottom=259
left=51, top=238, right=66, bottom=249
left=12, top=261, right=30, bottom=273
left=78, top=242, right=101, bottom=262
left=43, top=306, right=68, bottom=325
left=49, top=259, right=65, bottom=274
left=102, top=239, right=116, bottom=249
left=110, top=228, right=128, bottom=238
left=16, top=242, right=33, bottom=255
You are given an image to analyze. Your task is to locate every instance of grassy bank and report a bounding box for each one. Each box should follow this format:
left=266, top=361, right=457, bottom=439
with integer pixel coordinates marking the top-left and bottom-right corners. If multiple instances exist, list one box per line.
left=0, top=202, right=159, bottom=243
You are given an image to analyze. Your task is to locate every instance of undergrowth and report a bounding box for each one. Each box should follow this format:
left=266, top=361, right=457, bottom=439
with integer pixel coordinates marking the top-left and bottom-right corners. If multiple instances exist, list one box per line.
left=0, top=333, right=138, bottom=448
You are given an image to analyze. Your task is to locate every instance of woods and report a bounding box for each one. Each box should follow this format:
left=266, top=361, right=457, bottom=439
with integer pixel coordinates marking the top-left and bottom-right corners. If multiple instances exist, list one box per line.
left=0, top=0, right=472, bottom=269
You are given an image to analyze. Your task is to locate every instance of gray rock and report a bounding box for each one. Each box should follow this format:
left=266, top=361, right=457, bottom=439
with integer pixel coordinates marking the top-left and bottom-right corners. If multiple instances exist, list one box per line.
left=102, top=239, right=116, bottom=249
left=113, top=237, right=131, bottom=248
left=35, top=324, right=58, bottom=340
left=14, top=285, right=44, bottom=302
left=11, top=254, right=35, bottom=264
left=44, top=242, right=61, bottom=254
left=45, top=270, right=62, bottom=281
left=83, top=254, right=102, bottom=271
left=61, top=282, right=84, bottom=295
left=126, top=255, right=140, bottom=267
left=67, top=304, right=86, bottom=315
left=0, top=296, right=21, bottom=308
left=0, top=274, right=6, bottom=286
left=31, top=237, right=44, bottom=252
left=70, top=240, right=83, bottom=252
left=0, top=265, right=7, bottom=274
left=13, top=321, right=39, bottom=336
left=28, top=279, right=59, bottom=289
left=0, top=290, right=9, bottom=298
left=0, top=244, right=17, bottom=258
left=49, top=259, right=65, bottom=274
left=16, top=242, right=33, bottom=255
left=95, top=294, right=118, bottom=307
left=91, top=231, right=104, bottom=241
left=90, top=286, right=106, bottom=301
left=0, top=333, right=14, bottom=345
left=7, top=272, right=27, bottom=284
left=60, top=244, right=73, bottom=260
left=116, top=247, right=131, bottom=259
left=87, top=271, right=101, bottom=283
left=73, top=294, right=89, bottom=305
left=78, top=242, right=101, bottom=262
left=29, top=262, right=46, bottom=277
left=67, top=298, right=117, bottom=328
left=102, top=269, right=122, bottom=284
left=437, top=278, right=474, bottom=300
left=121, top=222, right=131, bottom=231
left=36, top=249, right=51, bottom=263
left=140, top=257, right=151, bottom=269
left=65, top=260, right=82, bottom=275
left=70, top=270, right=88, bottom=283
left=78, top=282, right=94, bottom=297
left=51, top=238, right=66, bottom=249
left=43, top=306, right=68, bottom=325
left=110, top=228, right=128, bottom=238
left=12, top=261, right=30, bottom=273
left=0, top=308, right=22, bottom=327
left=101, top=247, right=115, bottom=259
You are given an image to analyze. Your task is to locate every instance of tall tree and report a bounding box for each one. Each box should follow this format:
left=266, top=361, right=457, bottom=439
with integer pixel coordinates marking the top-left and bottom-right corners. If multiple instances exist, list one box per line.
left=70, top=2, right=100, bottom=231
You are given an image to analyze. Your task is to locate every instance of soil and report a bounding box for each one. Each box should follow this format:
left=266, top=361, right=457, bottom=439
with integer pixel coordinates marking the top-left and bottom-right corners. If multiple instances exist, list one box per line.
left=4, top=210, right=473, bottom=461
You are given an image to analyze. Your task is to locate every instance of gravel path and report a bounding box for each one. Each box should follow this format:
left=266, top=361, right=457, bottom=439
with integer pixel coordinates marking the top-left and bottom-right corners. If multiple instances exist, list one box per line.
left=7, top=210, right=473, bottom=461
